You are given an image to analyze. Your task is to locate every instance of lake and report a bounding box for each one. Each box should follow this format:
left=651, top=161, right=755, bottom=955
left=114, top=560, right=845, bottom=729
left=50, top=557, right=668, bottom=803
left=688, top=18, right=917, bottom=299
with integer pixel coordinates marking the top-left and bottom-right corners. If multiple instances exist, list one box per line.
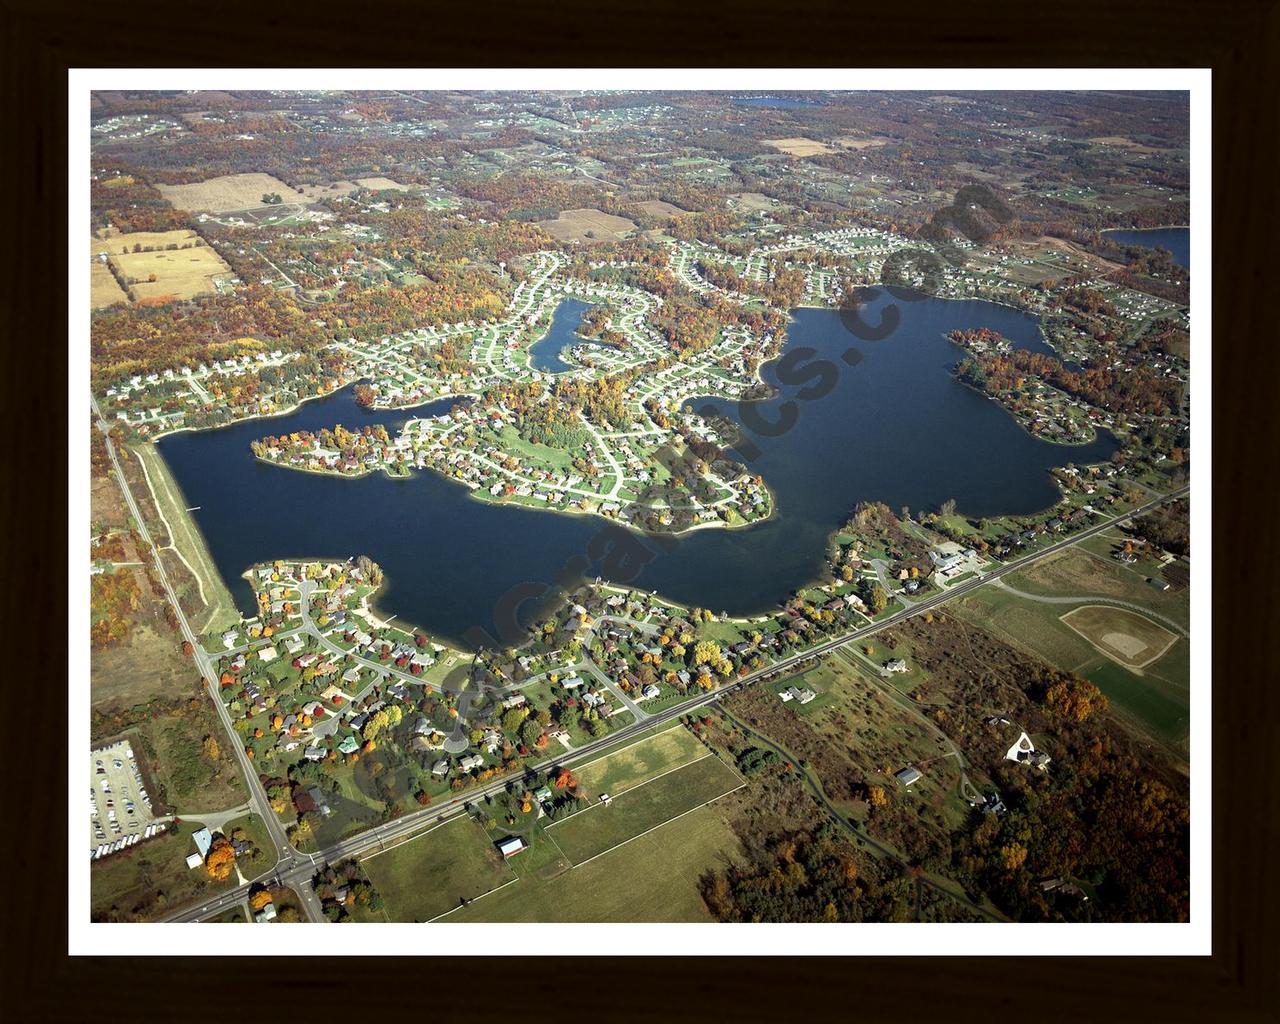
left=732, top=96, right=827, bottom=109
left=158, top=290, right=1116, bottom=649
left=527, top=297, right=591, bottom=373
left=1103, top=226, right=1190, bottom=270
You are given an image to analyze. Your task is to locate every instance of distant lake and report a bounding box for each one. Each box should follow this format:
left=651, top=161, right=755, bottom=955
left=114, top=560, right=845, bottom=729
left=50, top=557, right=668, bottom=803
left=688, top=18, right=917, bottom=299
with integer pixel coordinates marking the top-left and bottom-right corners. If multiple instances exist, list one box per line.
left=1104, top=226, right=1190, bottom=270
left=158, top=291, right=1115, bottom=649
left=732, top=96, right=826, bottom=109
left=527, top=297, right=590, bottom=373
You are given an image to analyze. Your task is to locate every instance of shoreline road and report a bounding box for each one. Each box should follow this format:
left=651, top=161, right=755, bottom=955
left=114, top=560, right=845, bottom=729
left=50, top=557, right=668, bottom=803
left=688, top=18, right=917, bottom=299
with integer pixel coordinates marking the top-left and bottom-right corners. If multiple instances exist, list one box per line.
left=155, top=483, right=1187, bottom=923
left=93, top=395, right=326, bottom=923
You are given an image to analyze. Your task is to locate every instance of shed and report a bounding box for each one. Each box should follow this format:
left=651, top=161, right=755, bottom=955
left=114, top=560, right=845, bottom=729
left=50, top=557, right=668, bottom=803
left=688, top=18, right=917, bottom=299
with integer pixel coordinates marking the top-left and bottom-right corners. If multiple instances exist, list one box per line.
left=894, top=766, right=923, bottom=787
left=496, top=836, right=526, bottom=859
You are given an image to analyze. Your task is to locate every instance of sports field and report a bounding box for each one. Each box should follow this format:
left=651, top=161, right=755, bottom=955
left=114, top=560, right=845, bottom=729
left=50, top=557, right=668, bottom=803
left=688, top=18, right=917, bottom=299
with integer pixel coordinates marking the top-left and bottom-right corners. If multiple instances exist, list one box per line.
left=362, top=817, right=516, bottom=922
left=548, top=753, right=743, bottom=866
left=1060, top=605, right=1179, bottom=668
left=951, top=581, right=1189, bottom=755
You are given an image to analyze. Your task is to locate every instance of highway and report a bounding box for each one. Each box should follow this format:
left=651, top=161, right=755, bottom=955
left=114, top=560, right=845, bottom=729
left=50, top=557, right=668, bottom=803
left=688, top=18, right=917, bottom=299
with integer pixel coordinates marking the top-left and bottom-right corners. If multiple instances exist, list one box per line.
left=155, top=481, right=1187, bottom=922
left=92, top=396, right=327, bottom=923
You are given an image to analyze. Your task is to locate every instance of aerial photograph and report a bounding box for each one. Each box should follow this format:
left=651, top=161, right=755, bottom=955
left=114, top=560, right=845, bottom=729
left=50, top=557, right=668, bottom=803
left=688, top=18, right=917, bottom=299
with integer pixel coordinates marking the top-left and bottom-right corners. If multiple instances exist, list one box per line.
left=84, top=84, right=1194, bottom=930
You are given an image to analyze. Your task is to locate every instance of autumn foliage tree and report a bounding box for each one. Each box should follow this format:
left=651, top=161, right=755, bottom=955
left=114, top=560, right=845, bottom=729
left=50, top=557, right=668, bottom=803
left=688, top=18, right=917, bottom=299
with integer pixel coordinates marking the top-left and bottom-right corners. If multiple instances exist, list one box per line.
left=1045, top=678, right=1109, bottom=723
left=205, top=838, right=237, bottom=880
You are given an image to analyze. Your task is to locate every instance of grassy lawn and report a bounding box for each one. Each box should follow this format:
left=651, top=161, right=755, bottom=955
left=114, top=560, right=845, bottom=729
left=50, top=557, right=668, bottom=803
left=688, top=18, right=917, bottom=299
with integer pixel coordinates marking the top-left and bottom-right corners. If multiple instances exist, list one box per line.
left=570, top=725, right=705, bottom=797
left=696, top=618, right=751, bottom=644
left=445, top=802, right=740, bottom=922
left=91, top=822, right=230, bottom=922
left=220, top=812, right=279, bottom=875
left=548, top=754, right=742, bottom=865
left=497, top=425, right=576, bottom=472
left=765, top=664, right=838, bottom=715
left=1079, top=656, right=1189, bottom=752
left=1008, top=546, right=1190, bottom=631
left=362, top=817, right=515, bottom=922
left=133, top=442, right=240, bottom=634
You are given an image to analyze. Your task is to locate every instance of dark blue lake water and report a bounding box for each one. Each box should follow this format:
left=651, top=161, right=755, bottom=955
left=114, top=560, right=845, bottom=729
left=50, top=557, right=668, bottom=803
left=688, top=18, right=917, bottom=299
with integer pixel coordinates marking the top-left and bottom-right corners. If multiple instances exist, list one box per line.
left=732, top=96, right=826, bottom=109
left=527, top=297, right=590, bottom=373
left=1104, top=226, right=1190, bottom=270
left=158, top=291, right=1115, bottom=649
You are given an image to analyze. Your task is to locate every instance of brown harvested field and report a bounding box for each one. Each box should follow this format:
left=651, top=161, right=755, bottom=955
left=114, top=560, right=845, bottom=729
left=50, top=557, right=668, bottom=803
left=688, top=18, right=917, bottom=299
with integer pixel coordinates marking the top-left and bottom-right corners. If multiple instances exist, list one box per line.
left=110, top=245, right=233, bottom=302
left=295, top=180, right=361, bottom=202
left=354, top=176, right=415, bottom=191
left=90, top=471, right=130, bottom=529
left=835, top=136, right=890, bottom=150
left=732, top=191, right=786, bottom=212
left=633, top=199, right=684, bottom=219
left=537, top=207, right=637, bottom=245
left=762, top=137, right=833, bottom=157
left=91, top=261, right=128, bottom=309
left=91, top=228, right=204, bottom=256
left=155, top=172, right=300, bottom=213
left=91, top=621, right=193, bottom=710
left=1087, top=136, right=1165, bottom=154
left=1060, top=605, right=1179, bottom=669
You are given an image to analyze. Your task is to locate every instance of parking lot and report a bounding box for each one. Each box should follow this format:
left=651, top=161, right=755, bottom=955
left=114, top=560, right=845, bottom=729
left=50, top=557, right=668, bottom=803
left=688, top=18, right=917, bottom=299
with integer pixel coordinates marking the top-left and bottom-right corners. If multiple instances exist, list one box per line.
left=90, top=740, right=161, bottom=858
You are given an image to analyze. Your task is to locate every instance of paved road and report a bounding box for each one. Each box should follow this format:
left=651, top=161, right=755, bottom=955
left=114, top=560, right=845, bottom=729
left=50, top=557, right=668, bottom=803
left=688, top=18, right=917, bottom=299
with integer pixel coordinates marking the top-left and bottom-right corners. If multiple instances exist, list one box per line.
left=158, top=484, right=1187, bottom=922
left=92, top=397, right=326, bottom=923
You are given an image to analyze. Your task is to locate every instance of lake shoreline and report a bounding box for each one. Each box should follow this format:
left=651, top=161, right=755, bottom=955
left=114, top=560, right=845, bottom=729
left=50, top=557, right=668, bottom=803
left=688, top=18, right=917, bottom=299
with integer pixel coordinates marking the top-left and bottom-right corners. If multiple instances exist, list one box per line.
left=158, top=296, right=1115, bottom=647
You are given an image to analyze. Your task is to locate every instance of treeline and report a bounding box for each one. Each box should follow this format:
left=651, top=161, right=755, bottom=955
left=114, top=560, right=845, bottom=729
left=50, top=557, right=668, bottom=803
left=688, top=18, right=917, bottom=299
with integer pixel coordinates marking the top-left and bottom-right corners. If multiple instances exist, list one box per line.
left=954, top=341, right=1180, bottom=418
left=90, top=568, right=143, bottom=648
left=886, top=613, right=1189, bottom=923
left=494, top=373, right=635, bottom=443
left=649, top=290, right=786, bottom=358
left=92, top=261, right=509, bottom=386
left=1132, top=499, right=1190, bottom=557
left=251, top=422, right=391, bottom=462
left=701, top=824, right=903, bottom=923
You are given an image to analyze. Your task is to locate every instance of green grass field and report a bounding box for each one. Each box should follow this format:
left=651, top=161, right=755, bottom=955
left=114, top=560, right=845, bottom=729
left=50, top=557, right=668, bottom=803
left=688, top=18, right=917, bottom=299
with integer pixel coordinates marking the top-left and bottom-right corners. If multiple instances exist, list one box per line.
left=362, top=817, right=516, bottom=922
left=548, top=754, right=742, bottom=865
left=570, top=725, right=705, bottom=796
left=445, top=802, right=740, bottom=922
left=1008, top=546, right=1190, bottom=631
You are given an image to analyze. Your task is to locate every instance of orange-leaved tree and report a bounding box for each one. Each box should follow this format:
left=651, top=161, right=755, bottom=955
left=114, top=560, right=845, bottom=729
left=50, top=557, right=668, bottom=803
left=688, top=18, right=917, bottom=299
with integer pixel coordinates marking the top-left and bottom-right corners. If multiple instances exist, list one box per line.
left=205, top=838, right=237, bottom=880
